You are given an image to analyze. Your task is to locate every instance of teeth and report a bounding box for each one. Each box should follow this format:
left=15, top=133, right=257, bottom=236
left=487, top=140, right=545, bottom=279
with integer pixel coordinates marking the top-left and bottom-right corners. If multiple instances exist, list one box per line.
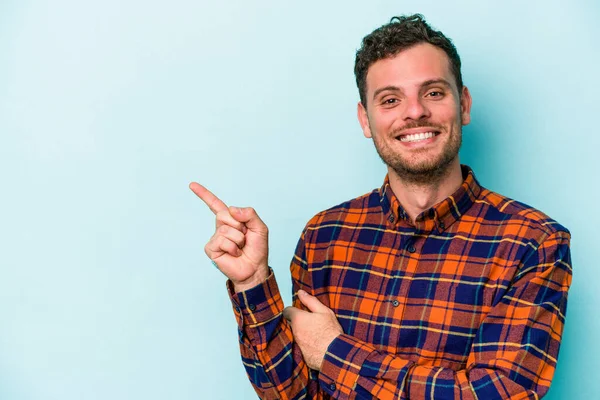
left=399, top=131, right=436, bottom=142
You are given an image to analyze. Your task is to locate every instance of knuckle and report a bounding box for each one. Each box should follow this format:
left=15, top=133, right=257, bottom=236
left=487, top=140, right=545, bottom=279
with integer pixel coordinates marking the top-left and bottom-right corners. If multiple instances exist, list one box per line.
left=216, top=209, right=231, bottom=222
left=225, top=240, right=235, bottom=251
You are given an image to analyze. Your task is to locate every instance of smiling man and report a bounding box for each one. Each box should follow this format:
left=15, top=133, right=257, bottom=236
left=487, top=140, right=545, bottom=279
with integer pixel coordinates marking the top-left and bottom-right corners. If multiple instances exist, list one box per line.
left=191, top=14, right=572, bottom=399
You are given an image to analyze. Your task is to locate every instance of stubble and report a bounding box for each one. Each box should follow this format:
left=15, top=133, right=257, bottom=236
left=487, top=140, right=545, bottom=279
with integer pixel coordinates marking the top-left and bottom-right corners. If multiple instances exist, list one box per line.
left=370, top=120, right=462, bottom=186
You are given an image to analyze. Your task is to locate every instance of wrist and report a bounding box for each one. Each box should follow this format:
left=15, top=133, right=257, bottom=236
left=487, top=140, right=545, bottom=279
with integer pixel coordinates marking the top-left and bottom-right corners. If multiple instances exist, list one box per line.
left=233, top=265, right=270, bottom=293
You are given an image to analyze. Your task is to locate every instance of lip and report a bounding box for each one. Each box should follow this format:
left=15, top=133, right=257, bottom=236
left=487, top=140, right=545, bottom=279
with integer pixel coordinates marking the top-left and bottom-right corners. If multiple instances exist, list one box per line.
left=394, top=127, right=441, bottom=139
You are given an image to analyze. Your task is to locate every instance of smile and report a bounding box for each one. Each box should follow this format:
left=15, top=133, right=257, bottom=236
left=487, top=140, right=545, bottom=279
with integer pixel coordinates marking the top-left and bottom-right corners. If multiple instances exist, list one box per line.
left=398, top=131, right=439, bottom=143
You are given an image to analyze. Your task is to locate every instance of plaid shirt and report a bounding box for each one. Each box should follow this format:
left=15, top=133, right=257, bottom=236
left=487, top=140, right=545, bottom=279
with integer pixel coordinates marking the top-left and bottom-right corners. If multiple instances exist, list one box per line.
left=228, top=165, right=572, bottom=400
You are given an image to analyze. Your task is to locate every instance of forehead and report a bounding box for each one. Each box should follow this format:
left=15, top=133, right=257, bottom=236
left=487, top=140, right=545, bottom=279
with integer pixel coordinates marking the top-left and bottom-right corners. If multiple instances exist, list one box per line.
left=365, top=43, right=455, bottom=94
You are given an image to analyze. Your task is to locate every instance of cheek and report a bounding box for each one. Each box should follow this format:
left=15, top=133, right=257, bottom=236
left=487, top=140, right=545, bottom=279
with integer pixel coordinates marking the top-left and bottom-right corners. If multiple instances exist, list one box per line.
left=374, top=112, right=400, bottom=134
left=434, top=103, right=462, bottom=123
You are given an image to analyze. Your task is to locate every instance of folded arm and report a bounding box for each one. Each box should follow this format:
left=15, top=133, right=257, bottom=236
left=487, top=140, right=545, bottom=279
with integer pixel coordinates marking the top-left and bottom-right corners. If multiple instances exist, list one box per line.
left=318, top=230, right=572, bottom=399
left=228, top=231, right=318, bottom=400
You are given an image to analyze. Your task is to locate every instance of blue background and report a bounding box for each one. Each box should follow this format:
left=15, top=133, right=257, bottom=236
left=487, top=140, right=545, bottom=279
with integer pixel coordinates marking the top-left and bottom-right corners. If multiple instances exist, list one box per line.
left=0, top=1, right=597, bottom=398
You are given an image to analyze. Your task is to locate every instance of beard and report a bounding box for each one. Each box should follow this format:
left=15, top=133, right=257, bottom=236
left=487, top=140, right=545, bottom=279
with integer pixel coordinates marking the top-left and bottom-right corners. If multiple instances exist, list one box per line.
left=370, top=120, right=462, bottom=185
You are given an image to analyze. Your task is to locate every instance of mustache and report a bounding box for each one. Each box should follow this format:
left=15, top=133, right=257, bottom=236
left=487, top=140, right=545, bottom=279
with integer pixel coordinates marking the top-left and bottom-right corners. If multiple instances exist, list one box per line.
left=391, top=121, right=445, bottom=136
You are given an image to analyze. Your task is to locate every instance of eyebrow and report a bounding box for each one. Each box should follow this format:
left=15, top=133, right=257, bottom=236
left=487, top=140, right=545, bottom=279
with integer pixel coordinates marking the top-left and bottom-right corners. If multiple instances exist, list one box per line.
left=372, top=85, right=401, bottom=100
left=371, top=79, right=453, bottom=100
left=422, top=79, right=452, bottom=89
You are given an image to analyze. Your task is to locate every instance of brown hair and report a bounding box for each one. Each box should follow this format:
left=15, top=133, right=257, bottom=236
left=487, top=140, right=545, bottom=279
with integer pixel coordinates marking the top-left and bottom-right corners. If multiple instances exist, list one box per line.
left=354, top=14, right=463, bottom=108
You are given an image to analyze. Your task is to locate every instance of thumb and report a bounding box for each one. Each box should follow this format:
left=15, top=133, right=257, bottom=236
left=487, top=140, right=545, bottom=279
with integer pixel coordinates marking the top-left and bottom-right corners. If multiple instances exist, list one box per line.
left=297, top=290, right=329, bottom=313
left=283, top=306, right=305, bottom=322
left=229, top=206, right=267, bottom=233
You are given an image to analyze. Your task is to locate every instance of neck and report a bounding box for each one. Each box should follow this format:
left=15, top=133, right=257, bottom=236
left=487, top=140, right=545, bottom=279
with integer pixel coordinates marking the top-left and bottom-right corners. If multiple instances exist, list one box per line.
left=388, top=159, right=463, bottom=223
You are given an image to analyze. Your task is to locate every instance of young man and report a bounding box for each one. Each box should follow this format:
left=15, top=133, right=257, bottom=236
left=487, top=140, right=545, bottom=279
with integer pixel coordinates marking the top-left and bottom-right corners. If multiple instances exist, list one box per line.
left=191, top=14, right=572, bottom=399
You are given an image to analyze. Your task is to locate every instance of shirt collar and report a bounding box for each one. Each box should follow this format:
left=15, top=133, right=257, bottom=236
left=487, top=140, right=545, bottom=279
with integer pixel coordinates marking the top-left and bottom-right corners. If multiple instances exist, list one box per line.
left=379, top=165, right=482, bottom=232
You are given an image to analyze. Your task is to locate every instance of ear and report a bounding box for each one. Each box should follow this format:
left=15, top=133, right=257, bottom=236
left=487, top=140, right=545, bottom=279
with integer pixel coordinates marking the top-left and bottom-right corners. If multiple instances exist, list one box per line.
left=460, top=86, right=472, bottom=126
left=357, top=101, right=372, bottom=138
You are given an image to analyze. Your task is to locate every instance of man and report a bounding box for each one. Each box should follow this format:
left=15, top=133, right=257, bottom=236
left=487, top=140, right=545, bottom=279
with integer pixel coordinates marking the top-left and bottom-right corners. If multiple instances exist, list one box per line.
left=190, top=14, right=572, bottom=399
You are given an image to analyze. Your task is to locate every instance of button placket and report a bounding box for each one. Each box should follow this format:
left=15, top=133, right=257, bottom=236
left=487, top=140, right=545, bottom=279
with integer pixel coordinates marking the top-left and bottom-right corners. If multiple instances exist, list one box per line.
left=385, top=232, right=413, bottom=354
left=404, top=236, right=416, bottom=254
left=391, top=231, right=422, bottom=353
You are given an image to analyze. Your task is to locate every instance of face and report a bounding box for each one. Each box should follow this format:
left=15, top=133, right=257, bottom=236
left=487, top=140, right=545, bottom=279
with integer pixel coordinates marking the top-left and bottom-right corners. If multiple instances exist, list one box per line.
left=357, top=43, right=472, bottom=184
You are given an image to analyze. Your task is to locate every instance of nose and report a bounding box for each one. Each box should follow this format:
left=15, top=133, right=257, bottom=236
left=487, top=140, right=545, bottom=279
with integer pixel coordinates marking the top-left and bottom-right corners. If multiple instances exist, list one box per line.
left=402, top=96, right=431, bottom=121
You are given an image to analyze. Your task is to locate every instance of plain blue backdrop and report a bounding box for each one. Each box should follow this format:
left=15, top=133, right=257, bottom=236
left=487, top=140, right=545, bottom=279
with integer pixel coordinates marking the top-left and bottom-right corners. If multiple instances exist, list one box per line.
left=0, top=1, right=597, bottom=399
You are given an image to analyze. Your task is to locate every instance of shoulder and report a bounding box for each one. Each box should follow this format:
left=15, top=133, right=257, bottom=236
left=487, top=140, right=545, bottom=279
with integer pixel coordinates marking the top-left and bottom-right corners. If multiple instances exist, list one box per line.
left=476, top=187, right=570, bottom=241
left=302, top=187, right=382, bottom=231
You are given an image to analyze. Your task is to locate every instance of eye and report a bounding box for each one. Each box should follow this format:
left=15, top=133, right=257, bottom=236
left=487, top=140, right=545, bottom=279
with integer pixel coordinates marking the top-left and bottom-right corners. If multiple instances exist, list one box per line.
left=382, top=98, right=399, bottom=105
left=426, top=91, right=444, bottom=98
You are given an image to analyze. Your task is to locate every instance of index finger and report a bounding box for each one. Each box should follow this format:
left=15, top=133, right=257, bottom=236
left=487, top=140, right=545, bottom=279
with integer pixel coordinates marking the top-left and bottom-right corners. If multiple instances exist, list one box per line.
left=189, top=182, right=228, bottom=214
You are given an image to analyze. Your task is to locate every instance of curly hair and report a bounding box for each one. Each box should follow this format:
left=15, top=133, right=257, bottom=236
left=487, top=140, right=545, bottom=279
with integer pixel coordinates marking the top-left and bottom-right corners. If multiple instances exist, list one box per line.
left=354, top=14, right=463, bottom=108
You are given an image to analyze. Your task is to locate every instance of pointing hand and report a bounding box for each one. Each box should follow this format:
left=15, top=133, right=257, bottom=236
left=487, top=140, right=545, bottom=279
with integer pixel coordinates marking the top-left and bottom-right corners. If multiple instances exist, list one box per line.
left=190, top=182, right=270, bottom=292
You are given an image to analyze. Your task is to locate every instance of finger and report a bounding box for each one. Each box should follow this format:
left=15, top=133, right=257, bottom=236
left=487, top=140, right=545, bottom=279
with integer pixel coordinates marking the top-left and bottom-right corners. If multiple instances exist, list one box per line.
left=229, top=206, right=268, bottom=234
left=189, top=182, right=228, bottom=215
left=297, top=290, right=330, bottom=313
left=282, top=306, right=306, bottom=322
left=205, top=236, right=242, bottom=258
left=216, top=209, right=248, bottom=235
left=216, top=224, right=246, bottom=249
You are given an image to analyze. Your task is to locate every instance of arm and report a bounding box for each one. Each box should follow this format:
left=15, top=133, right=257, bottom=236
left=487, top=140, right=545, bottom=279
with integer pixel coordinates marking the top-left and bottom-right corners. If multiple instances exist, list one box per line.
left=189, top=183, right=313, bottom=398
left=317, top=230, right=572, bottom=399
left=228, top=230, right=318, bottom=400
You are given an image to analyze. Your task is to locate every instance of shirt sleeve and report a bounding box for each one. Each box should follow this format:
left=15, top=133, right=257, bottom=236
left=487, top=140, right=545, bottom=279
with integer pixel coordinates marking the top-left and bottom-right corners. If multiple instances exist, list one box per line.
left=227, top=229, right=317, bottom=400
left=318, top=230, right=572, bottom=400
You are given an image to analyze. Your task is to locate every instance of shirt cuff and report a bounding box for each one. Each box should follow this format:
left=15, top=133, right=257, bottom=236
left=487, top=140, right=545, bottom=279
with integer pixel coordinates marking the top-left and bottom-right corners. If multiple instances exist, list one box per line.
left=318, top=333, right=375, bottom=397
left=226, top=268, right=284, bottom=330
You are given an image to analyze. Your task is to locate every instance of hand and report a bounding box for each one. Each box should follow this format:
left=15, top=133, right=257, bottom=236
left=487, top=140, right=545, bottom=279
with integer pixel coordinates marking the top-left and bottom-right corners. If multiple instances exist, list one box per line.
left=283, top=290, right=343, bottom=371
left=189, top=182, right=269, bottom=292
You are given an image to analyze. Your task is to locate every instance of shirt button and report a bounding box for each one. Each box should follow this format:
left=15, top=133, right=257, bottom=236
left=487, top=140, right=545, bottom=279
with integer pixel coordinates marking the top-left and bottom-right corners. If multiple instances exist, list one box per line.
left=392, top=300, right=400, bottom=307
left=439, top=221, right=445, bottom=230
left=235, top=306, right=241, bottom=313
left=388, top=214, right=395, bottom=223
left=329, top=383, right=336, bottom=391
left=249, top=304, right=256, bottom=311
left=407, top=244, right=416, bottom=253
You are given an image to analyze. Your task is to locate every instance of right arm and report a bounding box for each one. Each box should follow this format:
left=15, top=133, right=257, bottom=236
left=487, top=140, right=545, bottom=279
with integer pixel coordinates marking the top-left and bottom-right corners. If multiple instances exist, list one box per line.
left=190, top=182, right=315, bottom=399
left=228, top=232, right=317, bottom=399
